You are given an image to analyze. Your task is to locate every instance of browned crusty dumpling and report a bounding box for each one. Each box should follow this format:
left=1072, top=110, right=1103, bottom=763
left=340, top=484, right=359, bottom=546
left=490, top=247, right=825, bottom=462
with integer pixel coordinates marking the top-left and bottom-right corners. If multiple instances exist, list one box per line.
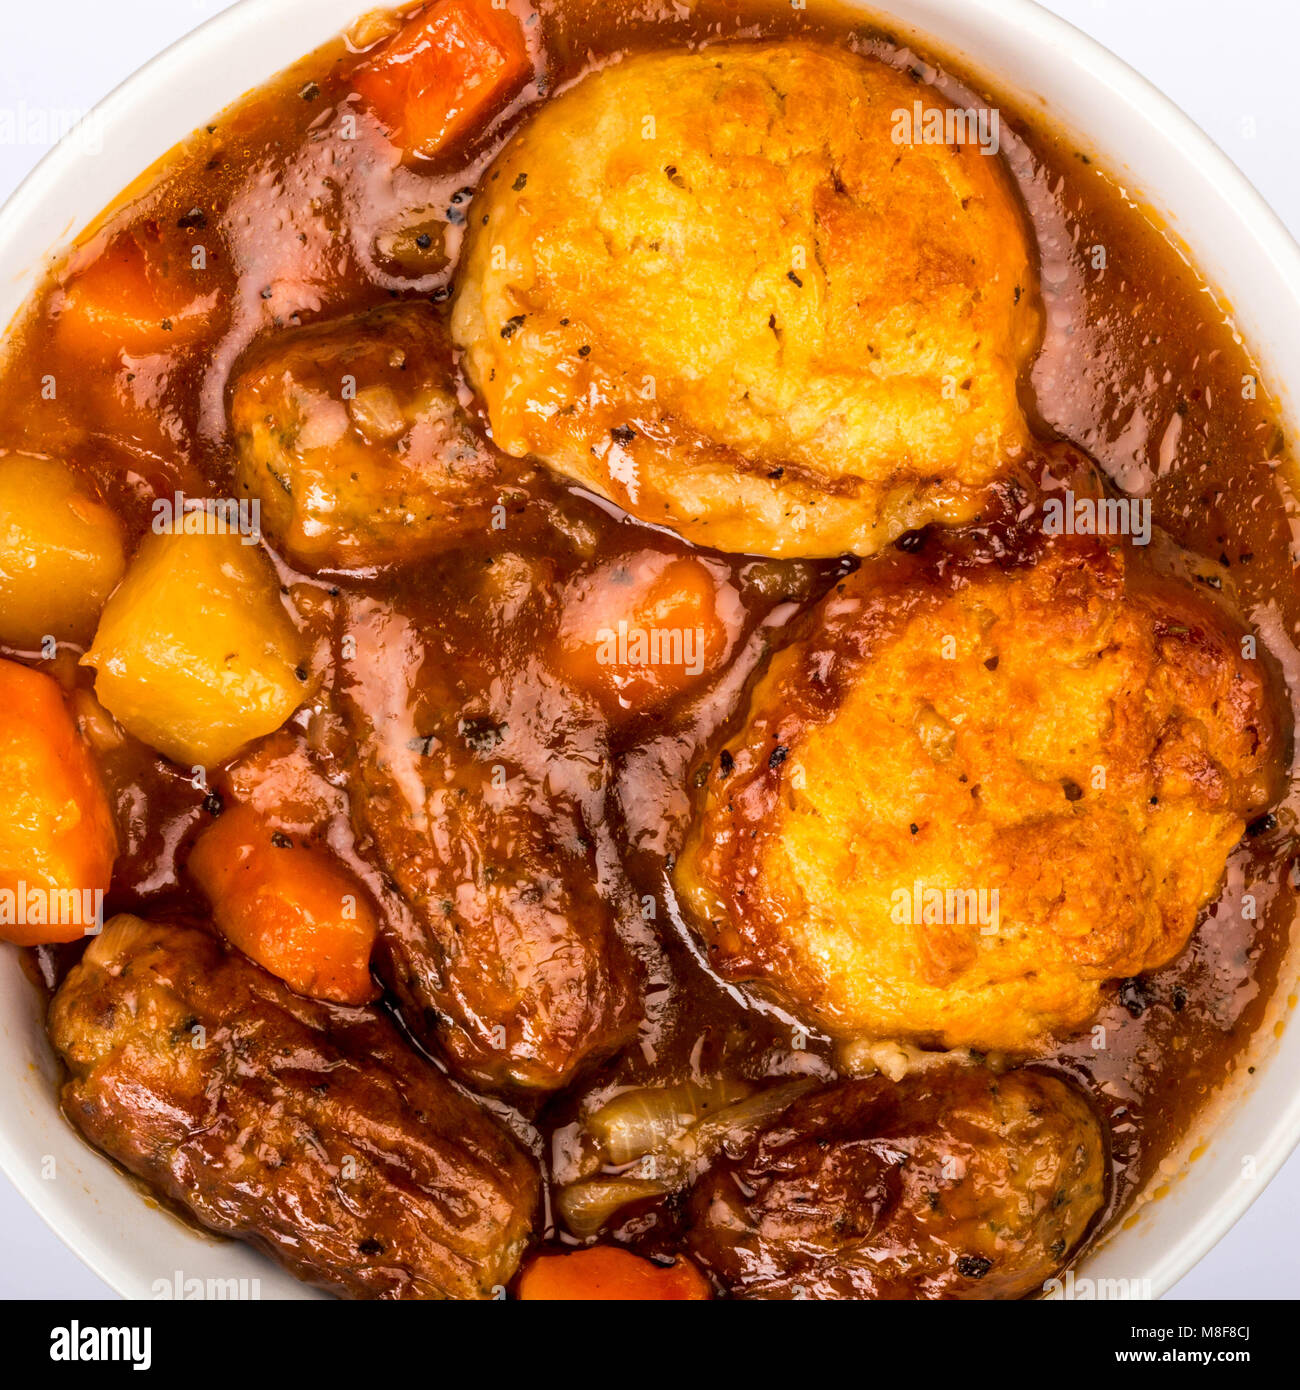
left=453, top=41, right=1041, bottom=558
left=687, top=1067, right=1106, bottom=1300
left=673, top=498, right=1288, bottom=1052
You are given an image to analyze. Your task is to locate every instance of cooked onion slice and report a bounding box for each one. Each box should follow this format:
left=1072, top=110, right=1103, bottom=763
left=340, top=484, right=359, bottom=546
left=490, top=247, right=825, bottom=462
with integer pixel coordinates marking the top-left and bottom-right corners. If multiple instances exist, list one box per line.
left=556, top=1078, right=817, bottom=1236
left=557, top=1178, right=668, bottom=1238
left=587, top=1079, right=753, bottom=1167
left=676, top=1080, right=817, bottom=1165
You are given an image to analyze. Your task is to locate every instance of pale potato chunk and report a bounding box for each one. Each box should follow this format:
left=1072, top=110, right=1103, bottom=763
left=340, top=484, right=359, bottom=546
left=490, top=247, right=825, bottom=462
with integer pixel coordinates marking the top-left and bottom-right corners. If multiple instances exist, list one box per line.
left=0, top=454, right=125, bottom=648
left=83, top=531, right=309, bottom=767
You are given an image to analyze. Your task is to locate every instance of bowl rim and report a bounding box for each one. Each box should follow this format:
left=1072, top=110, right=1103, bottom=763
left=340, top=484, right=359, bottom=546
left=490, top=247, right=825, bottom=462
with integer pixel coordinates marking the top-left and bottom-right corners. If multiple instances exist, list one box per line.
left=1, top=0, right=1298, bottom=1301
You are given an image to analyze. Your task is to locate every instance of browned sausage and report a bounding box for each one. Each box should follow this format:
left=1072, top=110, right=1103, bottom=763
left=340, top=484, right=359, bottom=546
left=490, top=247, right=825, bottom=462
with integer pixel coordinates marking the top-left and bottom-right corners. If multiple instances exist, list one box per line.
left=686, top=1066, right=1106, bottom=1300
left=338, top=588, right=643, bottom=1094
left=48, top=914, right=540, bottom=1300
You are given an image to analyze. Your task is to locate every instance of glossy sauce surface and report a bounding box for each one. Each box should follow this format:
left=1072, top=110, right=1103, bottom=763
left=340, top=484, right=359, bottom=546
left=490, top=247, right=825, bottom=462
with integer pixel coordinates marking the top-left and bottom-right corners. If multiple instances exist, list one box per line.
left=5, top=0, right=1299, bottom=1276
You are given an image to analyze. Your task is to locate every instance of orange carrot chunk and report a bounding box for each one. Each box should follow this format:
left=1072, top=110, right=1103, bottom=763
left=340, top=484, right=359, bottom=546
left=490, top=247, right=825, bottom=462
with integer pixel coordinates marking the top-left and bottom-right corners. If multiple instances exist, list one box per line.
left=0, top=660, right=117, bottom=946
left=557, top=553, right=738, bottom=713
left=353, top=0, right=531, bottom=161
left=188, top=803, right=379, bottom=1005
left=56, top=230, right=217, bottom=359
left=517, top=1247, right=711, bottom=1301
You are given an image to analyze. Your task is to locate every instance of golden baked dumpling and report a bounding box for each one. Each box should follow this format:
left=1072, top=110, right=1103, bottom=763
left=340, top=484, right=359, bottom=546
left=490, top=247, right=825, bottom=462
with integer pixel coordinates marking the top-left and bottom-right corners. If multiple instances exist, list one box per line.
left=453, top=41, right=1041, bottom=558
left=674, top=522, right=1287, bottom=1052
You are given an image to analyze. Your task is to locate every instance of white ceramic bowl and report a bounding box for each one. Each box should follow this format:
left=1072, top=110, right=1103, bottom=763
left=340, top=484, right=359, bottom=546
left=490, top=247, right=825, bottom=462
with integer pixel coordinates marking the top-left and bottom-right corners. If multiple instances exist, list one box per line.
left=1, top=0, right=1297, bottom=1301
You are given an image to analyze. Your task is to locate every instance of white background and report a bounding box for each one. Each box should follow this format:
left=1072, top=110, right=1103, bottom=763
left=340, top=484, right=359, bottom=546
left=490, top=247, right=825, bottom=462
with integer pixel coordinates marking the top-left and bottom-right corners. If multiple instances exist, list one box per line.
left=0, top=0, right=1297, bottom=1300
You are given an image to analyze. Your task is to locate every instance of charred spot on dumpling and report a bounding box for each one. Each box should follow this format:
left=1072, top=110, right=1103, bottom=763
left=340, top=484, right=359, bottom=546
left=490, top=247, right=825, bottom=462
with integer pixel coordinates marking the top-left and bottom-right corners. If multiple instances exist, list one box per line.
left=453, top=40, right=1042, bottom=558
left=673, top=523, right=1288, bottom=1053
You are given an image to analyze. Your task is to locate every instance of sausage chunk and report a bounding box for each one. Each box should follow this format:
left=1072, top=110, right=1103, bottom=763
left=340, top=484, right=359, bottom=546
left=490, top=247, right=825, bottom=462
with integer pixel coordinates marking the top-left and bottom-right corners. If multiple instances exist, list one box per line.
left=686, top=1067, right=1106, bottom=1300
left=339, top=591, right=643, bottom=1094
left=229, top=302, right=514, bottom=569
left=48, top=915, right=540, bottom=1300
